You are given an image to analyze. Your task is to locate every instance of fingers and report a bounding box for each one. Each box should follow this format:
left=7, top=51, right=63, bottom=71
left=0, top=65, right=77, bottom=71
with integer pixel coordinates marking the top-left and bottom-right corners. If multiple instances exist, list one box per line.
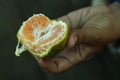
left=67, top=29, right=101, bottom=59
left=35, top=48, right=80, bottom=73
left=57, top=9, right=83, bottom=29
left=57, top=6, right=110, bottom=30
left=69, top=10, right=116, bottom=45
left=67, top=29, right=95, bottom=47
left=79, top=44, right=101, bottom=59
left=68, top=29, right=100, bottom=46
left=36, top=57, right=66, bottom=73
left=35, top=58, right=58, bottom=73
left=35, top=44, right=85, bottom=73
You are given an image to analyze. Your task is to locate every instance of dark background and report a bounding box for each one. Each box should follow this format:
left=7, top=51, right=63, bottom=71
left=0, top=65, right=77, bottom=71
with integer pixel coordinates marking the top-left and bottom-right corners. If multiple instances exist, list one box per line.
left=0, top=0, right=120, bottom=80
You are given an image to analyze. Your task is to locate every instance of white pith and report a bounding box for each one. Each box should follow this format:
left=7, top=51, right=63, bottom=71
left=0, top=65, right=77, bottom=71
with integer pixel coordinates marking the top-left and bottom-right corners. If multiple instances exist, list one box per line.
left=15, top=14, right=66, bottom=56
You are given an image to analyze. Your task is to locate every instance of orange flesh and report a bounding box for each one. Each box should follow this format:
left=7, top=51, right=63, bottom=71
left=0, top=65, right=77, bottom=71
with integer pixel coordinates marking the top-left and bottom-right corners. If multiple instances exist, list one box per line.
left=19, top=14, right=64, bottom=54
left=37, top=25, right=64, bottom=53
left=23, top=15, right=49, bottom=42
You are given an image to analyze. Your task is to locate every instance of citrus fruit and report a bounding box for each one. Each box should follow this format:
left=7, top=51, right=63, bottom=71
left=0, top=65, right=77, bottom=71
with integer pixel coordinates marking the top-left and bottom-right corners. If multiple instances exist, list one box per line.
left=15, top=14, right=69, bottom=58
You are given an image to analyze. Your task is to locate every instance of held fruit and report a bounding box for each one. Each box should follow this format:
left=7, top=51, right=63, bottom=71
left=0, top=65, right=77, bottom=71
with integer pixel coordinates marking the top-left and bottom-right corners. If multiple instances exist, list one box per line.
left=15, top=14, right=69, bottom=58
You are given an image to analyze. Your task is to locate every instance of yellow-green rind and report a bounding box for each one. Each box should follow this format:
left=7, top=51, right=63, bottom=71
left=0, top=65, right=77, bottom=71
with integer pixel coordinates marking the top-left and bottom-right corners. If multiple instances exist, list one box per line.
left=16, top=20, right=69, bottom=58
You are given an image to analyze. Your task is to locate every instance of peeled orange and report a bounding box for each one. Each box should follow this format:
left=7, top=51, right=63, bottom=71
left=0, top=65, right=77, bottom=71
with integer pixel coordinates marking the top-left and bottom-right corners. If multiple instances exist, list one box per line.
left=15, top=14, right=69, bottom=58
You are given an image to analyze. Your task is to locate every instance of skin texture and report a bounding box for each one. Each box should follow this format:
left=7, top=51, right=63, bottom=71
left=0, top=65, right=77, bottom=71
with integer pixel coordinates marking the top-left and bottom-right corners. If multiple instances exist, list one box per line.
left=36, top=2, right=120, bottom=73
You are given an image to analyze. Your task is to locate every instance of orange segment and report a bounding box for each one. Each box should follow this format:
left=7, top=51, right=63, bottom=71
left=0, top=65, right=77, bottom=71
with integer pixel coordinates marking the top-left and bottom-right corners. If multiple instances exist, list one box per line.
left=23, top=24, right=34, bottom=41
left=22, top=14, right=50, bottom=42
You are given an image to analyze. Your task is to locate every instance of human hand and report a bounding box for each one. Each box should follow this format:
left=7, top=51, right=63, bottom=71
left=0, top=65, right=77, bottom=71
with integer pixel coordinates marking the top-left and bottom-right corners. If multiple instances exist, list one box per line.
left=36, top=2, right=120, bottom=73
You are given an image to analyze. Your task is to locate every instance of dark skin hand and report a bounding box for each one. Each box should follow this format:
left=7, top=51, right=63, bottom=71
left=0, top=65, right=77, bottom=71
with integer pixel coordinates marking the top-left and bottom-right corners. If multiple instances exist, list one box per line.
left=36, top=2, right=120, bottom=73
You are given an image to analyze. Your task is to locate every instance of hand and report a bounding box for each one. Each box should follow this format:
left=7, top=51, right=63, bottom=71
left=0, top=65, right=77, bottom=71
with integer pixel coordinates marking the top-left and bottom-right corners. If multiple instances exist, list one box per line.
left=36, top=2, right=120, bottom=73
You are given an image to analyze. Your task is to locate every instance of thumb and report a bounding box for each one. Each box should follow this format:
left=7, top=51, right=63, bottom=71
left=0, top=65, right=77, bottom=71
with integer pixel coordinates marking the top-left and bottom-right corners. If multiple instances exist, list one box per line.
left=68, top=29, right=101, bottom=46
left=68, top=29, right=102, bottom=60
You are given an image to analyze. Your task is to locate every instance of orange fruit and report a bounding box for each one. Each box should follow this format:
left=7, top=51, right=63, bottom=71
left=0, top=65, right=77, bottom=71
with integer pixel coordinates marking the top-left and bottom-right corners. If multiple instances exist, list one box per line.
left=15, top=14, right=69, bottom=58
